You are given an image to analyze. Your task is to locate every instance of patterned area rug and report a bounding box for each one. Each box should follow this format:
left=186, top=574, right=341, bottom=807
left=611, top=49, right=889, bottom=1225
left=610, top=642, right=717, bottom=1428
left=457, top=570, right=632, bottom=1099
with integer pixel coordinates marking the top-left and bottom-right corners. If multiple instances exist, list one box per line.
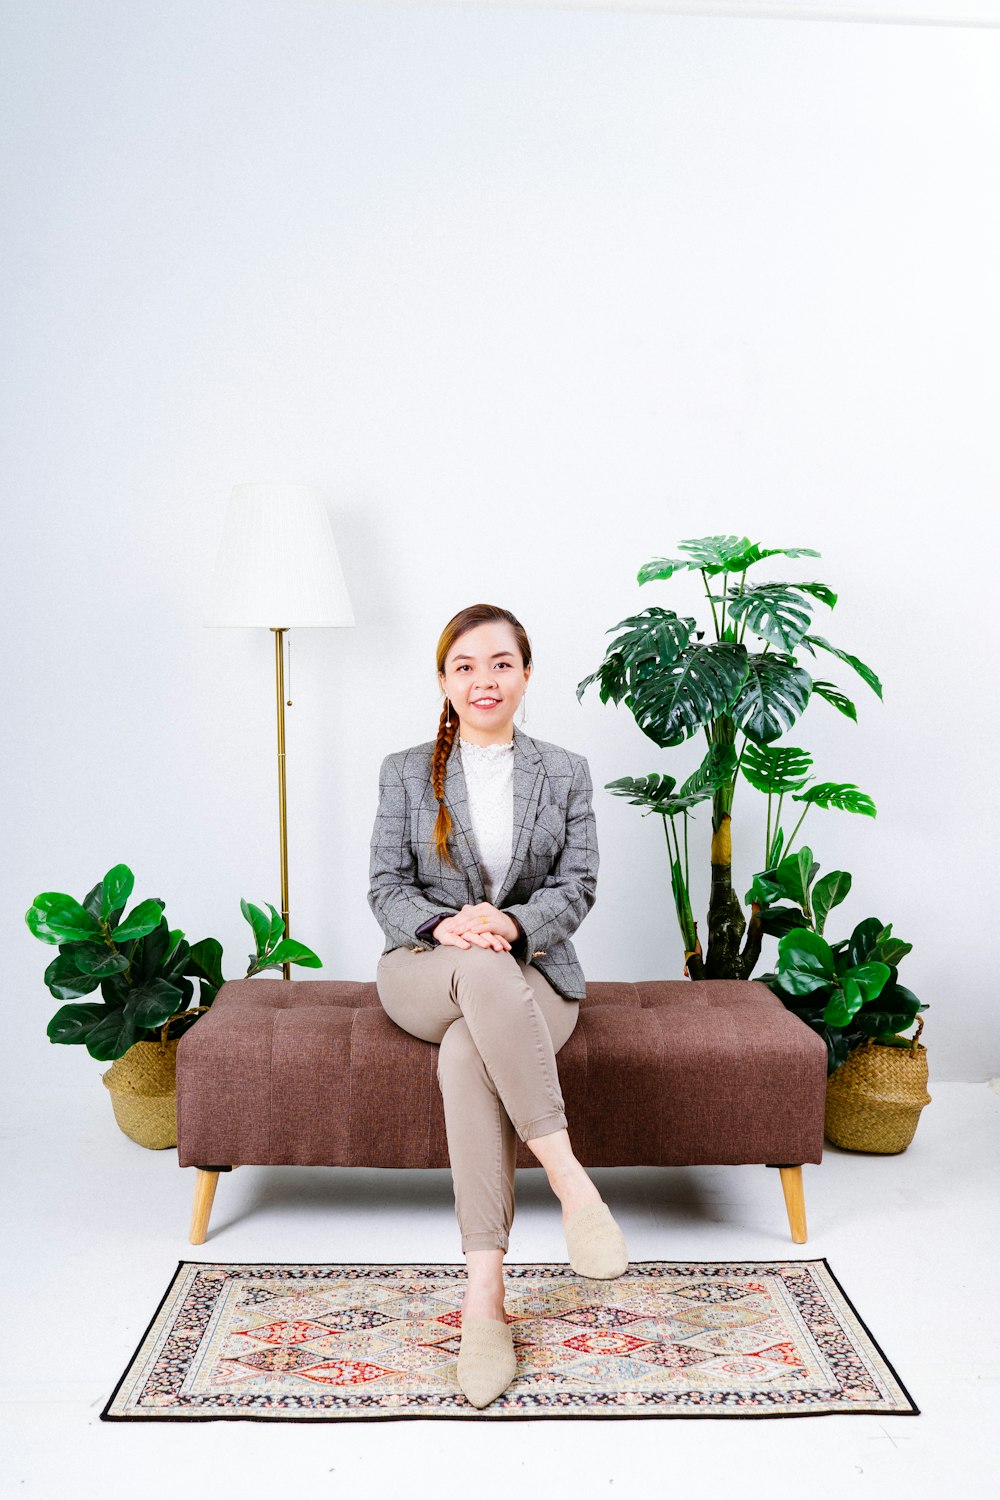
left=101, top=1258, right=919, bottom=1421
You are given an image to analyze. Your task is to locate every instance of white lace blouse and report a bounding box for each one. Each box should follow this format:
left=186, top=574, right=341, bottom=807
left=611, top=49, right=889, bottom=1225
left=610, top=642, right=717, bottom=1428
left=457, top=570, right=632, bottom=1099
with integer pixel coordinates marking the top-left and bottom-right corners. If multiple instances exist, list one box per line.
left=459, top=736, right=515, bottom=903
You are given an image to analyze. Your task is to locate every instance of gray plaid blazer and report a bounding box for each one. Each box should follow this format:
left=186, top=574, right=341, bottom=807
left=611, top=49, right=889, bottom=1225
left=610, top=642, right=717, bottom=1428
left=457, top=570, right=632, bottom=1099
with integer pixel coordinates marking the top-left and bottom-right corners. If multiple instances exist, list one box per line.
left=367, top=722, right=599, bottom=1001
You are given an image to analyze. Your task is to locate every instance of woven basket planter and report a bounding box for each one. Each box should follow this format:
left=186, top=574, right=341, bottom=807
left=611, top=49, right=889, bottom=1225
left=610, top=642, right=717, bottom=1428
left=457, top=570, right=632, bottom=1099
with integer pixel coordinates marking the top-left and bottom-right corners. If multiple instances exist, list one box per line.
left=824, top=1015, right=931, bottom=1153
left=101, top=1008, right=209, bottom=1151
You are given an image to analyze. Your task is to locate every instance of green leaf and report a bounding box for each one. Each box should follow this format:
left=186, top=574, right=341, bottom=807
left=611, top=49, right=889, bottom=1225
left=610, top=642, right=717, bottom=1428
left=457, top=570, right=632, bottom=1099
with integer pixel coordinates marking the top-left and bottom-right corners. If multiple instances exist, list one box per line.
left=792, top=781, right=876, bottom=817
left=730, top=652, right=813, bottom=745
left=636, top=556, right=697, bottom=584
left=46, top=1001, right=109, bottom=1045
left=745, top=870, right=783, bottom=906
left=61, top=940, right=129, bottom=979
left=82, top=1008, right=142, bottom=1062
left=723, top=582, right=814, bottom=653
left=839, top=961, right=891, bottom=1003
left=847, top=917, right=885, bottom=968
left=825, top=980, right=863, bottom=1027
left=756, top=904, right=810, bottom=938
left=135, top=919, right=172, bottom=982
left=870, top=932, right=913, bottom=968
left=812, top=870, right=852, bottom=937
left=801, top=634, right=883, bottom=700
left=676, top=534, right=755, bottom=574
left=630, top=642, right=750, bottom=747
left=259, top=938, right=323, bottom=969
left=186, top=937, right=224, bottom=991
left=43, top=952, right=103, bottom=1000
left=790, top=581, right=838, bottom=608
left=855, top=983, right=922, bottom=1036
left=240, top=899, right=272, bottom=956
left=678, top=743, right=739, bottom=799
left=576, top=650, right=629, bottom=707
left=776, top=927, right=836, bottom=994
left=112, top=898, right=165, bottom=942
left=769, top=844, right=818, bottom=911
left=811, top=680, right=858, bottom=722
left=265, top=903, right=285, bottom=948
left=126, top=977, right=185, bottom=1030
left=26, top=893, right=103, bottom=945
left=100, top=864, right=134, bottom=922
left=577, top=607, right=699, bottom=713
left=720, top=543, right=822, bottom=573
left=669, top=856, right=697, bottom=951
left=740, top=741, right=813, bottom=796
left=605, top=772, right=712, bottom=816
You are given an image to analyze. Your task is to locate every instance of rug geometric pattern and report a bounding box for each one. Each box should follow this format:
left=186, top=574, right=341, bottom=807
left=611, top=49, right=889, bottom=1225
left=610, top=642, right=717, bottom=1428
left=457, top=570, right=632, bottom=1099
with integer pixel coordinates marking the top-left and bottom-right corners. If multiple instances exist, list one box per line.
left=101, top=1259, right=919, bottom=1420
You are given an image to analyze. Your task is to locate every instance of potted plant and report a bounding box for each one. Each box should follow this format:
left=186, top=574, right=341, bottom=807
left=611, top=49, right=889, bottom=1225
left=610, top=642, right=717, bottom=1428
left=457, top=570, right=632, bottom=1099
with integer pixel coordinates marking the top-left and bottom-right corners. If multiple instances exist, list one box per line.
left=26, top=862, right=321, bottom=1149
left=577, top=532, right=882, bottom=979
left=748, top=844, right=931, bottom=1152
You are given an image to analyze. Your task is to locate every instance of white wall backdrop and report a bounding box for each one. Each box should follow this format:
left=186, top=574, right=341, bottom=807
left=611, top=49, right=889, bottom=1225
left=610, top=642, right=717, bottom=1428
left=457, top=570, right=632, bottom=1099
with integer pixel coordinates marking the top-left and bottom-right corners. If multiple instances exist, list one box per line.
left=3, top=0, right=997, bottom=1085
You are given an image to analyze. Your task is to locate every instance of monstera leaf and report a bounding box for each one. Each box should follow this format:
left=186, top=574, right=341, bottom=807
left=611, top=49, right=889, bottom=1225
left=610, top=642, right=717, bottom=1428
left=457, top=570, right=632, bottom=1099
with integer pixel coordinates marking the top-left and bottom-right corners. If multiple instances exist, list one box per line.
left=811, top=680, right=858, bottom=721
left=740, top=741, right=813, bottom=796
left=604, top=771, right=715, bottom=817
left=576, top=607, right=696, bottom=706
left=638, top=536, right=822, bottom=580
left=679, top=743, right=739, bottom=799
left=800, top=634, right=883, bottom=700
left=630, top=642, right=749, bottom=747
left=717, top=582, right=818, bottom=653
left=791, top=781, right=876, bottom=817
left=730, top=652, right=813, bottom=745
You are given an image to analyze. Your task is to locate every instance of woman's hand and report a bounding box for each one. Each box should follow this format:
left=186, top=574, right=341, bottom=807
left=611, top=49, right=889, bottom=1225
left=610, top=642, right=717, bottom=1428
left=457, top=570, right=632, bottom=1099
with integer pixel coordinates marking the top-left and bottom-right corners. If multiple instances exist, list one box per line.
left=432, top=903, right=520, bottom=951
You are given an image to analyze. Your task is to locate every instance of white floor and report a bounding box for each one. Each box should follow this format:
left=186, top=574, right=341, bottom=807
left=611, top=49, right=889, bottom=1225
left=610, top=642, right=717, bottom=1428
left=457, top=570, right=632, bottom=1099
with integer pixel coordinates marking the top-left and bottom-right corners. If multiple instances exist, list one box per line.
left=5, top=1076, right=998, bottom=1500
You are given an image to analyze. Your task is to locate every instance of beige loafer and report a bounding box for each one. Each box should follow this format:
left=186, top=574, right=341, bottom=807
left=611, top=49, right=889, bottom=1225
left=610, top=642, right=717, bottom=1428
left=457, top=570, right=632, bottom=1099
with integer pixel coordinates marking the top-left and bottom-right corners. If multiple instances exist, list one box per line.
left=564, top=1201, right=629, bottom=1279
left=457, top=1316, right=517, bottom=1408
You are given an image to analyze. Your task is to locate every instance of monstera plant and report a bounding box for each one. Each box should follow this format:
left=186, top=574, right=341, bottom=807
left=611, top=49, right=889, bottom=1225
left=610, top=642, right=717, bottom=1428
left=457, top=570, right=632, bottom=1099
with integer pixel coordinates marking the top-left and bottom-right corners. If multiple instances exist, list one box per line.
left=26, top=862, right=321, bottom=1062
left=577, top=534, right=883, bottom=980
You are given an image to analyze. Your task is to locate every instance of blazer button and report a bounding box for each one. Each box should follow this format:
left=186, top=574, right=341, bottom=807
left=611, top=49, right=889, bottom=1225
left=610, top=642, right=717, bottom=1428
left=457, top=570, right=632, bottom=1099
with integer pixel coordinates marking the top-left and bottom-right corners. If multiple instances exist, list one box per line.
left=532, top=950, right=546, bottom=957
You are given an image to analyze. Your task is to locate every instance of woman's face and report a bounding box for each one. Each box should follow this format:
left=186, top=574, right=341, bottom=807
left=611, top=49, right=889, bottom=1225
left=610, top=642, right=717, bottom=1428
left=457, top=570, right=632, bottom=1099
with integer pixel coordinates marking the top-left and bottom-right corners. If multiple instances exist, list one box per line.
left=438, top=621, right=531, bottom=746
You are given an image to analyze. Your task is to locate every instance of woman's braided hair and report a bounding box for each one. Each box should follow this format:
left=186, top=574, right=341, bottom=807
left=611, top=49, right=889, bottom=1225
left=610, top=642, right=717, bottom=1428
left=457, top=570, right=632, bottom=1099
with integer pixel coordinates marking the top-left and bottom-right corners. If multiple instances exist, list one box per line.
left=430, top=603, right=532, bottom=870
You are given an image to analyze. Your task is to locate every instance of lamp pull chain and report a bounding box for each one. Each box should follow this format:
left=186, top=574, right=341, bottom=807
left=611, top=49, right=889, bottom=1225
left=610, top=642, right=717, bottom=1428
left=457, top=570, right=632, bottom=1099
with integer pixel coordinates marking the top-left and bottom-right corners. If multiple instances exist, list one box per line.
left=286, top=632, right=292, bottom=706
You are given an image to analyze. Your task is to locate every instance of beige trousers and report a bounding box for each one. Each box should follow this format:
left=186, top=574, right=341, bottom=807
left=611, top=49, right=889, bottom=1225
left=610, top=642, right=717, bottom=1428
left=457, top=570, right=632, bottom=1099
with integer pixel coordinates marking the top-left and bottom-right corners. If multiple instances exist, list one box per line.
left=375, top=943, right=580, bottom=1254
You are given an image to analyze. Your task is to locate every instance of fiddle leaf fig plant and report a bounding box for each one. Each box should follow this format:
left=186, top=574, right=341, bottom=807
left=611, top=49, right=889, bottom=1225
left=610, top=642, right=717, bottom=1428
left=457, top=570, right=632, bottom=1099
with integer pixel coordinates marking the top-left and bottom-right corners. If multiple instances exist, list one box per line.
left=26, top=863, right=322, bottom=1063
left=747, top=845, right=927, bottom=1074
left=577, top=533, right=882, bottom=980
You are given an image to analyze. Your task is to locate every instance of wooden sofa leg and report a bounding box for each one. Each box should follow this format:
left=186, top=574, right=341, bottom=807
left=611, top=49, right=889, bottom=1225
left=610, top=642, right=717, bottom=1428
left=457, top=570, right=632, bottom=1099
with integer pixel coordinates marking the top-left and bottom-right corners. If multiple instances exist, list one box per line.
left=767, top=1164, right=808, bottom=1244
left=189, top=1165, right=234, bottom=1245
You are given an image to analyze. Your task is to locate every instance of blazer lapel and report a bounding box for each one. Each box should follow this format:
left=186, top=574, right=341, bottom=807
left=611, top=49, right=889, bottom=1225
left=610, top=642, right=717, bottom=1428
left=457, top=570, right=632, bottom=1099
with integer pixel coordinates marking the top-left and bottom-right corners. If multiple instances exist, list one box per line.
left=442, top=722, right=544, bottom=907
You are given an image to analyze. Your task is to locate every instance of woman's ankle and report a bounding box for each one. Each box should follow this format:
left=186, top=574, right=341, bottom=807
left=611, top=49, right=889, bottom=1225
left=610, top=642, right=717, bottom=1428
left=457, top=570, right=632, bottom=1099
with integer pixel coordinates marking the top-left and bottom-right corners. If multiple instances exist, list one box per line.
left=550, top=1157, right=602, bottom=1220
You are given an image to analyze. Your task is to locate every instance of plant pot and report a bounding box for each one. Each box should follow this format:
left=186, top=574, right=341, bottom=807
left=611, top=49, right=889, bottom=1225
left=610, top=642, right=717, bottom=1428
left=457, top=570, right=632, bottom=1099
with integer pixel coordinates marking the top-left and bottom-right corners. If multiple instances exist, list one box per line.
left=100, top=1008, right=209, bottom=1151
left=824, top=1015, right=931, bottom=1153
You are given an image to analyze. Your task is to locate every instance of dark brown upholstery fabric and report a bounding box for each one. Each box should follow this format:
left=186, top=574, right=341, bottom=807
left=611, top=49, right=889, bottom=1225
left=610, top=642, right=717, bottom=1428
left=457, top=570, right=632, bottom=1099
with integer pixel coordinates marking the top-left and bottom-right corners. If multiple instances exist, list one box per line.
left=176, top=979, right=826, bottom=1171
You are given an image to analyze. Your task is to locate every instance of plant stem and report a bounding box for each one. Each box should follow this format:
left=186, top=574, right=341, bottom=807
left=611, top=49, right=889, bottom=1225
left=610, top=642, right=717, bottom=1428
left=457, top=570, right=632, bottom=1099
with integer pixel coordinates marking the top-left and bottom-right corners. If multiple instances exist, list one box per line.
left=784, top=803, right=810, bottom=857
left=702, top=568, right=721, bottom=638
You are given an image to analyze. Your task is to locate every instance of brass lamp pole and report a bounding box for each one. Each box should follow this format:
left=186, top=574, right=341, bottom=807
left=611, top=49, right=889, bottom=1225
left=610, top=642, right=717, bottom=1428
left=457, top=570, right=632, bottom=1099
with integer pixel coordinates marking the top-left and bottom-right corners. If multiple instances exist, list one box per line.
left=206, top=484, right=356, bottom=979
left=273, top=625, right=292, bottom=978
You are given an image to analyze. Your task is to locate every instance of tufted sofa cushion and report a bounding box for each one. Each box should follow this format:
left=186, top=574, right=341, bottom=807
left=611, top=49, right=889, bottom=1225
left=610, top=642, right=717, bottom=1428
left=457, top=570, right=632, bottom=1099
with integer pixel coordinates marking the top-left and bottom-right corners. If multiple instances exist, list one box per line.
left=175, top=978, right=826, bottom=1172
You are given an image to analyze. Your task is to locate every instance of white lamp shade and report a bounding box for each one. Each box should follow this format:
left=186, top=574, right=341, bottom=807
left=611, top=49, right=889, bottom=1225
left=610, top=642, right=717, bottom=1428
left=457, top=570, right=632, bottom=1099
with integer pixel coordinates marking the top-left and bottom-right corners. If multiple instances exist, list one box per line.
left=205, top=483, right=355, bottom=628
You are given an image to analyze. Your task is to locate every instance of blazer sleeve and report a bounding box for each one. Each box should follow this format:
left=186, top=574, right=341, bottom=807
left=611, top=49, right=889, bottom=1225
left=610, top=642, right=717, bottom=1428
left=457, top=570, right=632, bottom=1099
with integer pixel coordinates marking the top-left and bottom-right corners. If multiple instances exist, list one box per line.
left=502, top=755, right=598, bottom=959
left=368, top=753, right=457, bottom=947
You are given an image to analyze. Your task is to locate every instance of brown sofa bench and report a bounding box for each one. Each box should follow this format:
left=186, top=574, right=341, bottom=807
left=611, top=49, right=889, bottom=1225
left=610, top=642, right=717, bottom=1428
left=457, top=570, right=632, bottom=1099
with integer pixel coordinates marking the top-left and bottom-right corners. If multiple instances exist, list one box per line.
left=176, top=976, right=827, bottom=1246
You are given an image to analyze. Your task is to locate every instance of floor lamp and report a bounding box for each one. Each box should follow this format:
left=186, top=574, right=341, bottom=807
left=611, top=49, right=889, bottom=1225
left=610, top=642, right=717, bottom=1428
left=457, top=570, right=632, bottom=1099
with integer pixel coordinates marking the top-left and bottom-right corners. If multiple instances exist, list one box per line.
left=205, top=483, right=355, bottom=978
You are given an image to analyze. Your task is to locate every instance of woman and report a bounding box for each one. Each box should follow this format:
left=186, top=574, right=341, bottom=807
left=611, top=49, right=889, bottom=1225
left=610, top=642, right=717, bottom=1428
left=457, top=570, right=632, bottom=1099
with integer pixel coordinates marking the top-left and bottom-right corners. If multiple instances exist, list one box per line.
left=368, top=603, right=628, bottom=1408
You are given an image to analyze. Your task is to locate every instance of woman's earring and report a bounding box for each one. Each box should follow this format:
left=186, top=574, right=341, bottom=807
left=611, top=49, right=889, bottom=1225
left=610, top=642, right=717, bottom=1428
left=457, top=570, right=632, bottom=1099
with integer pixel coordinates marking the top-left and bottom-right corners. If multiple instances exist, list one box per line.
left=520, top=693, right=527, bottom=726
left=445, top=696, right=452, bottom=728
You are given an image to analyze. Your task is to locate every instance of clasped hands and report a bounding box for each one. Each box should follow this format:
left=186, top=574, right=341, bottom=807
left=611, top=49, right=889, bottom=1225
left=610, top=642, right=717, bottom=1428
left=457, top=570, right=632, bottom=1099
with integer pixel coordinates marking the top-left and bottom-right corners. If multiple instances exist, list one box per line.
left=431, top=902, right=521, bottom=952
